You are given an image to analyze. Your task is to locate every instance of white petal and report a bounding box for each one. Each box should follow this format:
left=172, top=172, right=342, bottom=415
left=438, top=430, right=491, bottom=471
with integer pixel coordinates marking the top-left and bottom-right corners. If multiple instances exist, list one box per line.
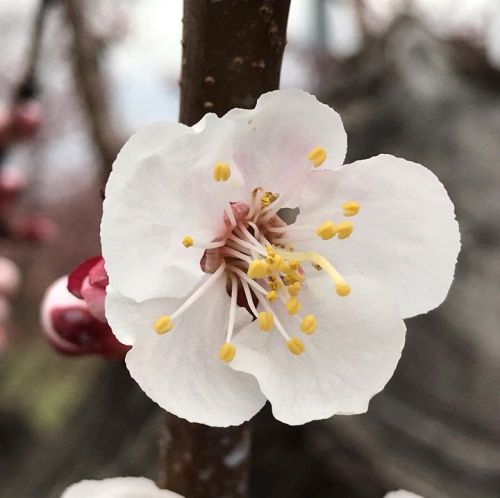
left=106, top=277, right=266, bottom=427
left=112, top=121, right=190, bottom=178
left=230, top=275, right=406, bottom=425
left=101, top=115, right=242, bottom=302
left=61, top=477, right=183, bottom=498
left=226, top=89, right=347, bottom=199
left=297, top=154, right=460, bottom=318
left=385, top=491, right=424, bottom=498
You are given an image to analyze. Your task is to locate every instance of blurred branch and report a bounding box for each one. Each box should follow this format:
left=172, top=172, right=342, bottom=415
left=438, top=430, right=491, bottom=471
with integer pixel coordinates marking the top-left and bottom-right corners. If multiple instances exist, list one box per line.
left=15, top=0, right=57, bottom=101
left=161, top=2, right=290, bottom=498
left=63, top=0, right=121, bottom=176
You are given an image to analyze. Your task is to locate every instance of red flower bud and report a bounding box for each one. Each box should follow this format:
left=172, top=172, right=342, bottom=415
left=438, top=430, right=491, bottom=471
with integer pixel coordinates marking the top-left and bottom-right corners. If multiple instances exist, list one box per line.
left=40, top=275, right=128, bottom=359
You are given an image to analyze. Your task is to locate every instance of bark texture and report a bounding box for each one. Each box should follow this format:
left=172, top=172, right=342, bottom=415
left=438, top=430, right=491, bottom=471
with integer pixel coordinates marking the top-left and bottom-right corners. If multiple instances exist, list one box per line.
left=179, top=0, right=291, bottom=125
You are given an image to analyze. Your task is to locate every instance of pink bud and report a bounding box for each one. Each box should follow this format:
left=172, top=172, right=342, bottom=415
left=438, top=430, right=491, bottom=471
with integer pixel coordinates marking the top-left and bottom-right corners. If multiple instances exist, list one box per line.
left=0, top=257, right=21, bottom=296
left=40, top=276, right=129, bottom=359
left=11, top=216, right=58, bottom=242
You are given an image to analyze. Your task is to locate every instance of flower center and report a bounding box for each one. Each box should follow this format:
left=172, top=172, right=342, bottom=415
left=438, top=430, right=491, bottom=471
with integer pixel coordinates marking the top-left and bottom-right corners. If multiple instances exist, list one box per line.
left=152, top=147, right=360, bottom=363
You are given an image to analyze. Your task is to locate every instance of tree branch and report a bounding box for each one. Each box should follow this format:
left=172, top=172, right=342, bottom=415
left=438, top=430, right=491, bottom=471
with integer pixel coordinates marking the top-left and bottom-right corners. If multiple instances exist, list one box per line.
left=160, top=2, right=291, bottom=498
left=63, top=0, right=121, bottom=175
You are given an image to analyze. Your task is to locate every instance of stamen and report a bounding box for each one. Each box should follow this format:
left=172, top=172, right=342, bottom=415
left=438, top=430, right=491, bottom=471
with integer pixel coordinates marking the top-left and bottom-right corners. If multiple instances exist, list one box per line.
left=336, top=221, right=353, bottom=239
left=247, top=259, right=270, bottom=279
left=219, top=343, right=236, bottom=363
left=182, top=236, right=194, bottom=248
left=221, top=247, right=252, bottom=263
left=266, top=290, right=278, bottom=302
left=239, top=278, right=259, bottom=318
left=152, top=263, right=226, bottom=334
left=228, top=233, right=266, bottom=256
left=286, top=296, right=301, bottom=315
left=316, top=221, right=337, bottom=240
left=287, top=337, right=305, bottom=355
left=288, top=281, right=301, bottom=296
left=153, top=315, right=173, bottom=335
left=258, top=311, right=274, bottom=332
left=225, top=204, right=237, bottom=229
left=307, top=147, right=327, bottom=167
left=225, top=275, right=238, bottom=343
left=261, top=191, right=279, bottom=207
left=254, top=294, right=292, bottom=343
left=213, top=162, right=231, bottom=181
left=300, top=315, right=317, bottom=335
left=342, top=201, right=360, bottom=217
left=229, top=266, right=268, bottom=296
left=275, top=249, right=351, bottom=297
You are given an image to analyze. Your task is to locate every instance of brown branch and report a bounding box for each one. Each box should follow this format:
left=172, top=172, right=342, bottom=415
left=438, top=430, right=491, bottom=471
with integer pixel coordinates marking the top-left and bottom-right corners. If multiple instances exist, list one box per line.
left=160, top=2, right=290, bottom=498
left=179, top=0, right=291, bottom=126
left=63, top=0, right=121, bottom=175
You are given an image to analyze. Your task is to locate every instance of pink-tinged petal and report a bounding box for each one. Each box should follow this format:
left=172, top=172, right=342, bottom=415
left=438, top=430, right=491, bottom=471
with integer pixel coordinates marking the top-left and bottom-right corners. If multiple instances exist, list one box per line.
left=81, top=276, right=106, bottom=322
left=226, top=89, right=347, bottom=200
left=88, top=257, right=108, bottom=288
left=106, top=278, right=266, bottom=427
left=67, top=256, right=103, bottom=298
left=102, top=115, right=243, bottom=302
left=230, top=275, right=406, bottom=425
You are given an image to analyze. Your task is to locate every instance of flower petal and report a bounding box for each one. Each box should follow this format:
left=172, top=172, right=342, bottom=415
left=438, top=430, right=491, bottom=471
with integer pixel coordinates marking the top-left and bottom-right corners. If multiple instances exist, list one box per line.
left=101, top=115, right=242, bottom=302
left=106, top=278, right=266, bottom=427
left=61, top=477, right=183, bottom=498
left=226, top=89, right=347, bottom=199
left=385, top=491, right=423, bottom=498
left=230, top=275, right=406, bottom=425
left=297, top=154, right=460, bottom=318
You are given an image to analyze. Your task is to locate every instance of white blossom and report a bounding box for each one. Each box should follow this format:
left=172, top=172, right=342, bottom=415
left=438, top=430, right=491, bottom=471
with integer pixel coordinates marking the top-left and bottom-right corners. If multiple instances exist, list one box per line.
left=101, top=89, right=460, bottom=427
left=61, top=477, right=183, bottom=498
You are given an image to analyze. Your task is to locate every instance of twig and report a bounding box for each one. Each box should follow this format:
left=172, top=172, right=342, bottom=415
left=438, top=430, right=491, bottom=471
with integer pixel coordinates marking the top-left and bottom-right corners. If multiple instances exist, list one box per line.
left=63, top=0, right=121, bottom=175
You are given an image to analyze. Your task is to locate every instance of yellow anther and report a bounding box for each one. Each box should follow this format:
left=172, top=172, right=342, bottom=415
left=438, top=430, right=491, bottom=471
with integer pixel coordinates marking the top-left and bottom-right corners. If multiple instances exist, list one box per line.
left=153, top=315, right=173, bottom=335
left=335, top=282, right=351, bottom=296
left=247, top=259, right=269, bottom=279
left=342, top=201, right=360, bottom=217
left=288, top=281, right=301, bottom=296
left=336, top=221, right=353, bottom=239
left=286, top=296, right=301, bottom=315
left=261, top=191, right=279, bottom=207
left=288, top=270, right=304, bottom=283
left=219, top=342, right=236, bottom=363
left=258, top=311, right=274, bottom=332
left=287, top=337, right=305, bottom=355
left=289, top=259, right=300, bottom=271
left=265, top=245, right=275, bottom=255
left=275, top=248, right=351, bottom=297
left=301, top=315, right=317, bottom=335
left=316, top=220, right=337, bottom=240
left=312, top=263, right=322, bottom=271
left=182, top=236, right=193, bottom=248
left=307, top=147, right=327, bottom=167
left=267, top=253, right=283, bottom=271
left=267, top=276, right=283, bottom=290
left=213, top=162, right=231, bottom=182
left=277, top=260, right=292, bottom=274
left=266, top=290, right=278, bottom=303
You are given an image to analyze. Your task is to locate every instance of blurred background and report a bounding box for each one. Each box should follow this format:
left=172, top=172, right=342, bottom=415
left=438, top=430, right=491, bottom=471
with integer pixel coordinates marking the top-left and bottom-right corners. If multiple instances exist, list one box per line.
left=0, top=1, right=499, bottom=497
